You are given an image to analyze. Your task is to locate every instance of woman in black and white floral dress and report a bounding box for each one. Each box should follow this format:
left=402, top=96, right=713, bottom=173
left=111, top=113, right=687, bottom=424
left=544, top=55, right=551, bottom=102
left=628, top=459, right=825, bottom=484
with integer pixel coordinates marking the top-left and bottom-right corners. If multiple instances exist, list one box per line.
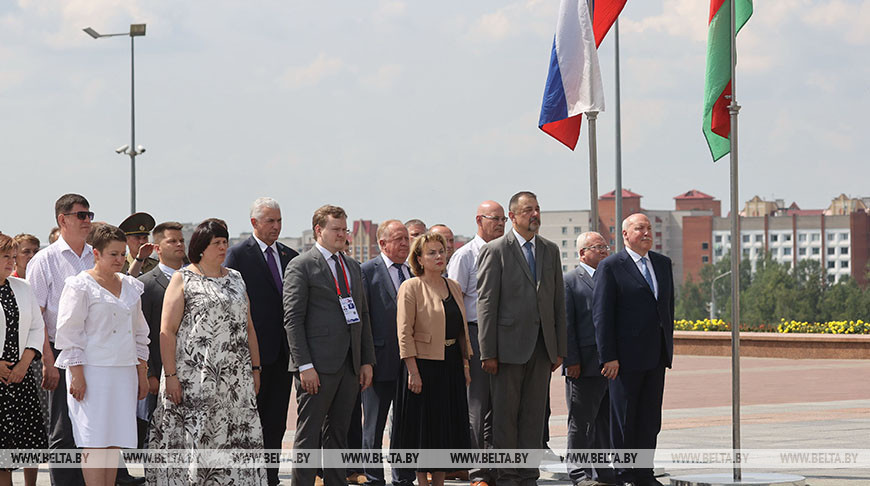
left=147, top=219, right=265, bottom=486
left=0, top=234, right=48, bottom=483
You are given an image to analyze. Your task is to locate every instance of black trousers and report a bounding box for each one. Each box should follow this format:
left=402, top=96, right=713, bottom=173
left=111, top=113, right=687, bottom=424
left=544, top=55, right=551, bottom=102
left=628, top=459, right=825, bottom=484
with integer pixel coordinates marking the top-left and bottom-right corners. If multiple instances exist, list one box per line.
left=258, top=348, right=293, bottom=486
left=565, top=374, right=614, bottom=483
left=609, top=365, right=665, bottom=484
left=48, top=343, right=85, bottom=486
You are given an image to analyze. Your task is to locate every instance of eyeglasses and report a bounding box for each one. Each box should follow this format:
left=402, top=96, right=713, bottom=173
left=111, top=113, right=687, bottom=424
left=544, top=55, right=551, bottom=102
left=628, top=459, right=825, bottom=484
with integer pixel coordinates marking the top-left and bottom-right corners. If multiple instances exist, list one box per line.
left=583, top=245, right=610, bottom=252
left=63, top=211, right=95, bottom=221
left=480, top=215, right=508, bottom=223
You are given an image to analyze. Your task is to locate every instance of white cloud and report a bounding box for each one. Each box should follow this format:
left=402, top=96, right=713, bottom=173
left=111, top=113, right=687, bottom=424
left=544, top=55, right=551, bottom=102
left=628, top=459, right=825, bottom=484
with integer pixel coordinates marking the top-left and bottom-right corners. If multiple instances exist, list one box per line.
left=15, top=0, right=154, bottom=48
left=372, top=0, right=406, bottom=22
left=466, top=0, right=557, bottom=43
left=361, top=64, right=403, bottom=91
left=620, top=0, right=708, bottom=42
left=802, top=0, right=870, bottom=44
left=280, top=53, right=346, bottom=89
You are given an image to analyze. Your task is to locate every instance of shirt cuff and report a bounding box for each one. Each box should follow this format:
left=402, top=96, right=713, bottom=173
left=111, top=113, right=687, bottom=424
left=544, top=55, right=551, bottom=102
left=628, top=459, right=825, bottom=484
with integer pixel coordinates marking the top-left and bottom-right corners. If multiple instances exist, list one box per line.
left=54, top=348, right=86, bottom=369
left=299, top=363, right=314, bottom=371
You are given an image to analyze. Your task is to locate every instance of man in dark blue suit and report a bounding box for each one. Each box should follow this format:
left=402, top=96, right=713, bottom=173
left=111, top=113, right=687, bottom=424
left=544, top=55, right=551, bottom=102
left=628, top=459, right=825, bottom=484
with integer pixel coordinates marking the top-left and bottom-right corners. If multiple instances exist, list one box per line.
left=225, top=197, right=299, bottom=486
left=359, top=220, right=416, bottom=486
left=564, top=231, right=614, bottom=486
left=592, top=213, right=674, bottom=486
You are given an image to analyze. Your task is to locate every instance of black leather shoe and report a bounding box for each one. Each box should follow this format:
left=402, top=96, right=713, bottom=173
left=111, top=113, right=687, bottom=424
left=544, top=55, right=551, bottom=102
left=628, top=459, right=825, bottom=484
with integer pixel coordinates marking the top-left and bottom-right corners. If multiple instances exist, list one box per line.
left=116, top=472, right=146, bottom=485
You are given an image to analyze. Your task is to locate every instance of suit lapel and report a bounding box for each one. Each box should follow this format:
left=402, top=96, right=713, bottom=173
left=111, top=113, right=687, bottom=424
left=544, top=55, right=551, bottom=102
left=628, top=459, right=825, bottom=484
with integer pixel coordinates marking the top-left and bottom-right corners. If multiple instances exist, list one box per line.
left=375, top=257, right=398, bottom=301
left=312, top=248, right=341, bottom=303
left=620, top=250, right=655, bottom=298
left=506, top=231, right=535, bottom=285
left=250, top=237, right=283, bottom=295
left=154, top=269, right=170, bottom=290
left=578, top=267, right=594, bottom=290
left=277, top=242, right=293, bottom=272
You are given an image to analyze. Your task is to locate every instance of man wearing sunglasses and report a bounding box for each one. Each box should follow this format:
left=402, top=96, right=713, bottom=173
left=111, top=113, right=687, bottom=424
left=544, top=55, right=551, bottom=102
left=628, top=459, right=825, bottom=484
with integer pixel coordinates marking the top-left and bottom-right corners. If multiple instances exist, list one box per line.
left=26, top=193, right=95, bottom=486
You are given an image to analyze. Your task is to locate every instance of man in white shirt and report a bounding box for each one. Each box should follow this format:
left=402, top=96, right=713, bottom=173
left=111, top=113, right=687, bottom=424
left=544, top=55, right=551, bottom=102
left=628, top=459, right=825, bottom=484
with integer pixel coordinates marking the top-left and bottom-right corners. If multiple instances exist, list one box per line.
left=26, top=193, right=94, bottom=486
left=446, top=200, right=505, bottom=486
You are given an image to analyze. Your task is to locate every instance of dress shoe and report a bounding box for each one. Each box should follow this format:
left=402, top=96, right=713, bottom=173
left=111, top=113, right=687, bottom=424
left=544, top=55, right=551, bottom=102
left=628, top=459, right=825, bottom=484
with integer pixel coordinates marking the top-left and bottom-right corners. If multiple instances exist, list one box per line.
left=470, top=481, right=490, bottom=486
left=446, top=470, right=469, bottom=480
left=115, top=473, right=146, bottom=485
left=574, top=479, right=612, bottom=486
left=635, top=479, right=665, bottom=486
left=347, top=472, right=369, bottom=484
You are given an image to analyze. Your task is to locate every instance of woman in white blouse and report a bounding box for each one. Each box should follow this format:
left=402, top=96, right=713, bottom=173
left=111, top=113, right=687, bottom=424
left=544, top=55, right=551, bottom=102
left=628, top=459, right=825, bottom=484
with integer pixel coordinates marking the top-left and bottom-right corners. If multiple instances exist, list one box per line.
left=55, top=224, right=149, bottom=486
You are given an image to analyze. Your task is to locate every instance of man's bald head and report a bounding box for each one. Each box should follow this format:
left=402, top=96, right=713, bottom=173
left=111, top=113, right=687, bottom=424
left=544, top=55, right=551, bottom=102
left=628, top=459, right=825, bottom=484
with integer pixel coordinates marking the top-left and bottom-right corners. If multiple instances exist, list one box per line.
left=475, top=200, right=506, bottom=242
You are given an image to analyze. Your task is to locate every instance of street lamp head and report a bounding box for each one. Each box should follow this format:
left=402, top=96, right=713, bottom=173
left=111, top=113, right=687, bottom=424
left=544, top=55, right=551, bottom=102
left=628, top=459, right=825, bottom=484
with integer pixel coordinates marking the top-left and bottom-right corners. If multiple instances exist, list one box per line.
left=83, top=27, right=101, bottom=39
left=129, top=24, right=146, bottom=37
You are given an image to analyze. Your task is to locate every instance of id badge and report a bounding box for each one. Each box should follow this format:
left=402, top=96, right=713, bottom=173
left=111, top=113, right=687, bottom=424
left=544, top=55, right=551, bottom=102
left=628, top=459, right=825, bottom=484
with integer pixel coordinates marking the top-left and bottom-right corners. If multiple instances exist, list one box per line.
left=340, top=297, right=361, bottom=324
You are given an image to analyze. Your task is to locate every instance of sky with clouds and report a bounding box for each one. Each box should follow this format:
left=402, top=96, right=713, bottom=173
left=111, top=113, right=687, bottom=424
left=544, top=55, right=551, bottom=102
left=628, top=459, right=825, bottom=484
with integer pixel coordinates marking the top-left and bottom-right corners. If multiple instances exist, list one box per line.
left=1, top=0, right=868, bottom=241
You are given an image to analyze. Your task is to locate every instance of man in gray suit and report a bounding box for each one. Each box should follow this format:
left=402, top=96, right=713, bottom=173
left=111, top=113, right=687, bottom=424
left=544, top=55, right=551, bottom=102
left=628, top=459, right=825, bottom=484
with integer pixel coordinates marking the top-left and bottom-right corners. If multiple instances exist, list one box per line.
left=564, top=232, right=614, bottom=486
left=284, top=204, right=375, bottom=486
left=477, top=191, right=567, bottom=486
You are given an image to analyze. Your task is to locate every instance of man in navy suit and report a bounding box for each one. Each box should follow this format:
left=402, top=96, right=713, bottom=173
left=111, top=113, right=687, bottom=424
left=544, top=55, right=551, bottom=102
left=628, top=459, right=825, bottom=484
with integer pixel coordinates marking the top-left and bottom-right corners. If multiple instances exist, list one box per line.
left=564, top=231, right=614, bottom=486
left=592, top=213, right=674, bottom=486
left=359, top=220, right=415, bottom=486
left=225, top=197, right=299, bottom=486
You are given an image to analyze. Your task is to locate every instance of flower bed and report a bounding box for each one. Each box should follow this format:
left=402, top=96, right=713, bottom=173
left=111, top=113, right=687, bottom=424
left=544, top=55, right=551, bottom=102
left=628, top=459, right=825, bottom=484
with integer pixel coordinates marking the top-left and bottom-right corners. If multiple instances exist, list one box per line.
left=673, top=318, right=870, bottom=335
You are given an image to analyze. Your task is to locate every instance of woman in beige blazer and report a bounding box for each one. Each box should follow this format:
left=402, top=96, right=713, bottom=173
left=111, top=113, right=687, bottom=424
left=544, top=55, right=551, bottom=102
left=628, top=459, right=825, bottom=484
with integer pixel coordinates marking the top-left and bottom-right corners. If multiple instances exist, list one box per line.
left=0, top=234, right=48, bottom=485
left=393, top=232, right=472, bottom=486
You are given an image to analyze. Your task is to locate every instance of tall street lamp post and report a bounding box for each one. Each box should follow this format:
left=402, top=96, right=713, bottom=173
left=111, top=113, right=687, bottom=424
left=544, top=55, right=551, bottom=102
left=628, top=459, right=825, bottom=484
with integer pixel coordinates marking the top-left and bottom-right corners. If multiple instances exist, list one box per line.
left=84, top=24, right=147, bottom=214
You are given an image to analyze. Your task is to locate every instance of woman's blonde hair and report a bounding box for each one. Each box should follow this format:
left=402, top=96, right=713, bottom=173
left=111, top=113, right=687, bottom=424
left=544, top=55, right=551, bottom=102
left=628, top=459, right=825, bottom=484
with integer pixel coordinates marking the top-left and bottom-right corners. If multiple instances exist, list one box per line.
left=408, top=232, right=447, bottom=276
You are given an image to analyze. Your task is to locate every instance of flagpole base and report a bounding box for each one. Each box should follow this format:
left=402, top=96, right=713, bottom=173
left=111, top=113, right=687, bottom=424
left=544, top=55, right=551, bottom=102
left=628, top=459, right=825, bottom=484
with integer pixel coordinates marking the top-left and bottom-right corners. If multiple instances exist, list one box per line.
left=670, top=472, right=805, bottom=486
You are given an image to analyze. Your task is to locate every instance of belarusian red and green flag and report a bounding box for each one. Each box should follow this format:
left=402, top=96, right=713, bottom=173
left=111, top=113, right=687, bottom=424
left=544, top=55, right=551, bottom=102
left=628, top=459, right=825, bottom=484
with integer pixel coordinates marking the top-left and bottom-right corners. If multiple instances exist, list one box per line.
left=703, top=0, right=752, bottom=161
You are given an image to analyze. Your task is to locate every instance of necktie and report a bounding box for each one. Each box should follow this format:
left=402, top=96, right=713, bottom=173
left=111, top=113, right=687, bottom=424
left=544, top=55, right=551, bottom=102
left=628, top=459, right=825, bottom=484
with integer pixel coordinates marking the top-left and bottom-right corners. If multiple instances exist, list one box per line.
left=331, top=254, right=350, bottom=297
left=392, top=262, right=406, bottom=289
left=523, top=241, right=537, bottom=284
left=641, top=256, right=655, bottom=295
left=265, top=247, right=283, bottom=291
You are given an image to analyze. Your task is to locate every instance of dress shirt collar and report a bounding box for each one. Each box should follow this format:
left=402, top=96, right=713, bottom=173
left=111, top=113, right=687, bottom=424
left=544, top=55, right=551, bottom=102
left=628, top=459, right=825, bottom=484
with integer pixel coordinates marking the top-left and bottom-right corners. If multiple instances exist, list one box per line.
left=470, top=234, right=486, bottom=251
left=158, top=262, right=179, bottom=279
left=253, top=234, right=279, bottom=255
left=625, top=246, right=648, bottom=263
left=512, top=229, right=536, bottom=249
left=315, top=242, right=338, bottom=260
left=57, top=234, right=92, bottom=259
left=578, top=261, right=596, bottom=277
left=380, top=252, right=407, bottom=268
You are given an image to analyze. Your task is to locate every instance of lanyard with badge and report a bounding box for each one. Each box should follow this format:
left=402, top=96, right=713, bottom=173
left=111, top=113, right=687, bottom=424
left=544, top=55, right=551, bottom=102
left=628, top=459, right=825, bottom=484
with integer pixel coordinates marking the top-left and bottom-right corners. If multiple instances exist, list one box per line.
left=332, top=254, right=361, bottom=325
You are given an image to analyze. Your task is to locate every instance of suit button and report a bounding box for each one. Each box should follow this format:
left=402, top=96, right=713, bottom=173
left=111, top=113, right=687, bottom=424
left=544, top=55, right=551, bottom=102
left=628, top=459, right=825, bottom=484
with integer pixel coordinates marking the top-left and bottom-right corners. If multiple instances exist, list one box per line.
left=113, top=330, right=117, bottom=334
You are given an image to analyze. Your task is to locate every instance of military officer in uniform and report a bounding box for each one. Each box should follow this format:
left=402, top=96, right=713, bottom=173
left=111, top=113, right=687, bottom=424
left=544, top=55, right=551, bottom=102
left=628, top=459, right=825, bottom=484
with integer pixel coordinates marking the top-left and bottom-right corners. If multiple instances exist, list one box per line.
left=120, top=212, right=159, bottom=276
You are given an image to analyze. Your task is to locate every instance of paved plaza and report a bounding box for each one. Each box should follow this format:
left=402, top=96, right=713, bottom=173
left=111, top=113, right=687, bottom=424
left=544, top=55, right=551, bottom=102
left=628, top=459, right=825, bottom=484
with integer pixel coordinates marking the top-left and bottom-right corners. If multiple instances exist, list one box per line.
left=14, top=355, right=870, bottom=485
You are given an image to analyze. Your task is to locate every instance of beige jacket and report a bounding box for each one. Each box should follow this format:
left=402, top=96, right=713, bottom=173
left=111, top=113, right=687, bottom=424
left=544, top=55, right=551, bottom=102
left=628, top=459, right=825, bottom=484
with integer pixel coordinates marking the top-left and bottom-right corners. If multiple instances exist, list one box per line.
left=397, top=277, right=472, bottom=361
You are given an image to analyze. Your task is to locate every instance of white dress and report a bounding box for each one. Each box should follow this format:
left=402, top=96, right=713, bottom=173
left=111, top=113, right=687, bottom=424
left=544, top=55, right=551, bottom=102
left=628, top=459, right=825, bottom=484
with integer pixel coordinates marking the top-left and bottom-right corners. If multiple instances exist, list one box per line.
left=55, top=272, right=150, bottom=448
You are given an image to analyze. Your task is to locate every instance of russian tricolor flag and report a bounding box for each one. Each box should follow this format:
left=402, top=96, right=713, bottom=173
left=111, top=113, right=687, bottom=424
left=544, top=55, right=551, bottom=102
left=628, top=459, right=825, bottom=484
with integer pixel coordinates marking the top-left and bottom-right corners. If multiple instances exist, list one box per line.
left=538, top=0, right=605, bottom=151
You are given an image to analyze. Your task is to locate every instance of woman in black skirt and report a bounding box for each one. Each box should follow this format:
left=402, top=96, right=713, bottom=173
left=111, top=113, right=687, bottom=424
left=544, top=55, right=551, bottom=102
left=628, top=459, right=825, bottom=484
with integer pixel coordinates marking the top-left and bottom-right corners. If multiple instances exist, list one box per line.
left=0, top=234, right=48, bottom=485
left=394, top=232, right=472, bottom=486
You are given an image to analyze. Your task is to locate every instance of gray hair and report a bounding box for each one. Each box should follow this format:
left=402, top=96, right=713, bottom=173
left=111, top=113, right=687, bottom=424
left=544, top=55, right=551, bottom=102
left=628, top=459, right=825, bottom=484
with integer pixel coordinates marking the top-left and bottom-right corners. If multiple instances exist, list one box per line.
left=250, top=197, right=281, bottom=220
left=576, top=231, right=602, bottom=250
